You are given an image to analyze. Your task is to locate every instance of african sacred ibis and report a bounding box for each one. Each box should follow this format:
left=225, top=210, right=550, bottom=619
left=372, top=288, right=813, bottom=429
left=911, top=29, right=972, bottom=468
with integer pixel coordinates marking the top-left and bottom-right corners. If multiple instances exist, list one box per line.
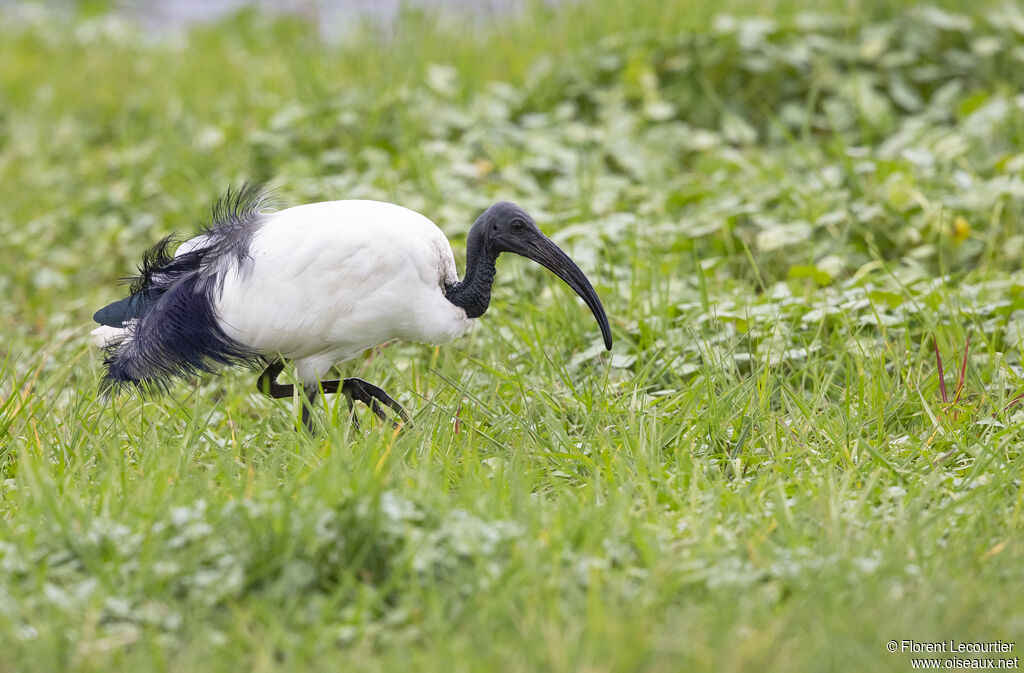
left=91, top=184, right=612, bottom=431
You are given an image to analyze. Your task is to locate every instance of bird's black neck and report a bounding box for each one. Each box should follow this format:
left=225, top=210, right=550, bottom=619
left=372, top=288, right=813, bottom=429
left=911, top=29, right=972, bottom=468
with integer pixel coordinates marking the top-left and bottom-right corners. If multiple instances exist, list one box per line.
left=445, top=226, right=497, bottom=319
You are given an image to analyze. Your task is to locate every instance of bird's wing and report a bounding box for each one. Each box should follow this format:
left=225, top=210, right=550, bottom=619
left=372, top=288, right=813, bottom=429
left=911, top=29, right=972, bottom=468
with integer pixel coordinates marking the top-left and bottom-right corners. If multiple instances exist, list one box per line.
left=213, top=200, right=463, bottom=361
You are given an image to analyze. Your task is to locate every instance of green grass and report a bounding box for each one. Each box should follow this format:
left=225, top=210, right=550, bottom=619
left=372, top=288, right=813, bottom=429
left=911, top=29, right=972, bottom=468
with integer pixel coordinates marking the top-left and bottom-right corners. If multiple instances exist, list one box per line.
left=2, top=1, right=1024, bottom=671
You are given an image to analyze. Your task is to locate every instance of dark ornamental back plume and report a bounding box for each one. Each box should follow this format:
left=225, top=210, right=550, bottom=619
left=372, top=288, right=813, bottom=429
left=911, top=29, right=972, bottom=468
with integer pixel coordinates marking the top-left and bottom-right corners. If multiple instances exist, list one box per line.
left=98, top=183, right=273, bottom=392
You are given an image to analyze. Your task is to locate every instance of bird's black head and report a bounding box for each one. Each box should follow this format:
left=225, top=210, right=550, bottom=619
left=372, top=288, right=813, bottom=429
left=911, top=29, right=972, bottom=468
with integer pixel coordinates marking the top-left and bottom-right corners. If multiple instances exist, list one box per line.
left=461, top=202, right=612, bottom=350
left=474, top=201, right=540, bottom=252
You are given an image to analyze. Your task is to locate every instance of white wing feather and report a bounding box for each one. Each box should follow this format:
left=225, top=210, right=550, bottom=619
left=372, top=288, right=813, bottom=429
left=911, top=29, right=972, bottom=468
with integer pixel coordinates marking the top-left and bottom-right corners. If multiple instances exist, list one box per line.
left=213, top=200, right=470, bottom=379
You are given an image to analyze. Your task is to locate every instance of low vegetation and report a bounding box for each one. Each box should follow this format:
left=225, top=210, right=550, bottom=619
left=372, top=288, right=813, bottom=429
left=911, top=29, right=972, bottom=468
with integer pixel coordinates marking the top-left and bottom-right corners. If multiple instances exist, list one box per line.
left=0, top=1, right=1022, bottom=670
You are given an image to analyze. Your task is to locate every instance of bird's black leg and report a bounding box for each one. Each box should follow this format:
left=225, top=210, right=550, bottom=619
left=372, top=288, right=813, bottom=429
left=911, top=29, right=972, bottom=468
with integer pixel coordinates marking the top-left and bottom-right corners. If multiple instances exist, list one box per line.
left=340, top=378, right=410, bottom=427
left=306, top=377, right=407, bottom=427
left=255, top=361, right=292, bottom=399
left=318, top=379, right=360, bottom=430
left=255, top=362, right=407, bottom=430
left=301, top=383, right=319, bottom=433
left=256, top=362, right=321, bottom=432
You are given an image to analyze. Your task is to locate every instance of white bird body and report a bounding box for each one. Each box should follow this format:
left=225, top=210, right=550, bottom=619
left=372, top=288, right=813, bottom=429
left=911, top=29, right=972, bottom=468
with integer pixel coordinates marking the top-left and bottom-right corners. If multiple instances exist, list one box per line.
left=92, top=185, right=611, bottom=430
left=94, top=200, right=472, bottom=381
left=215, top=200, right=471, bottom=380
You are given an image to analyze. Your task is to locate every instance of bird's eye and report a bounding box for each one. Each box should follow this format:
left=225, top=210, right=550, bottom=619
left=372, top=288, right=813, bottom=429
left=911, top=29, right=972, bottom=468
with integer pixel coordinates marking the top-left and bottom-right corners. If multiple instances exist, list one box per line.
left=510, top=219, right=525, bottom=231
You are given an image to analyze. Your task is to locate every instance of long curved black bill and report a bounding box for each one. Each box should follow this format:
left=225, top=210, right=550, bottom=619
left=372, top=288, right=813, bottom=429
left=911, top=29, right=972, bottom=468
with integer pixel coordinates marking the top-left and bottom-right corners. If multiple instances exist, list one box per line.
left=518, top=235, right=613, bottom=350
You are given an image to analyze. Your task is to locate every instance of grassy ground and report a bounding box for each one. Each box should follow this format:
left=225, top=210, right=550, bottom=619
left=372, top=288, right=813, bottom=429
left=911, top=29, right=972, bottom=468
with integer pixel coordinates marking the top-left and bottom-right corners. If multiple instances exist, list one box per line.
left=2, top=1, right=1024, bottom=671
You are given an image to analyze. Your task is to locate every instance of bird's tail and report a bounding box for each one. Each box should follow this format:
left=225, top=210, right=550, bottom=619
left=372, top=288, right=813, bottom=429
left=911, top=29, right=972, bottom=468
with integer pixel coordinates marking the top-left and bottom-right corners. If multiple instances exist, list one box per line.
left=98, top=184, right=270, bottom=392
left=101, top=264, right=259, bottom=392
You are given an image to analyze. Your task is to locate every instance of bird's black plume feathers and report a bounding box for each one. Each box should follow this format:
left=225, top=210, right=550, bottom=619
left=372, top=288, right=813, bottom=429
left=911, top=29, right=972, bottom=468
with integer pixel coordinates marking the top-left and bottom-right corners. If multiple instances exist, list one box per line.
left=127, top=235, right=177, bottom=296
left=100, top=183, right=273, bottom=393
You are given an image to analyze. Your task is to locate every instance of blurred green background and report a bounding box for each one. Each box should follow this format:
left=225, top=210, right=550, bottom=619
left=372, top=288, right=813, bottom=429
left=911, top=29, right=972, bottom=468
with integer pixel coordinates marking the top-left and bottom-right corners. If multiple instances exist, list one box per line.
left=0, top=1, right=1022, bottom=671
